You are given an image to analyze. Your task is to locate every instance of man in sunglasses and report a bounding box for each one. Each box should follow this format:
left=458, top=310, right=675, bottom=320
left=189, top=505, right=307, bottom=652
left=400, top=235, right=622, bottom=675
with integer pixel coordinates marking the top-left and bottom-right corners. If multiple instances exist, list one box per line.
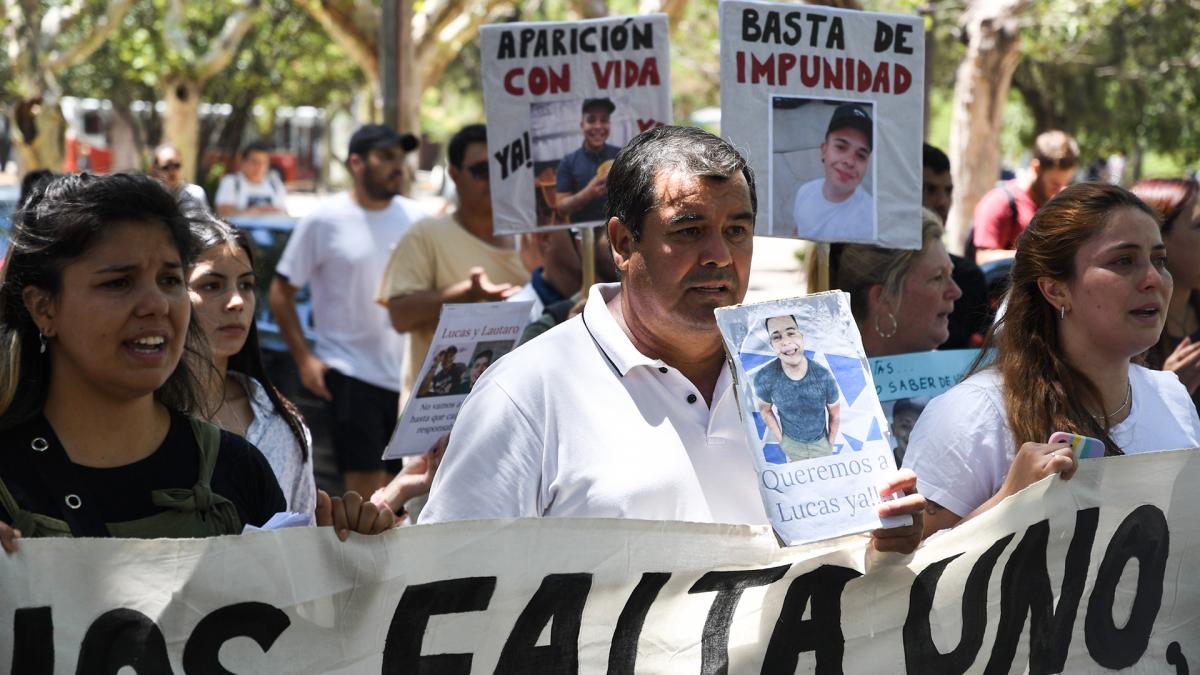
left=379, top=123, right=528, bottom=402
left=149, top=144, right=209, bottom=210
left=270, top=124, right=429, bottom=498
left=972, top=129, right=1079, bottom=265
left=554, top=97, right=621, bottom=224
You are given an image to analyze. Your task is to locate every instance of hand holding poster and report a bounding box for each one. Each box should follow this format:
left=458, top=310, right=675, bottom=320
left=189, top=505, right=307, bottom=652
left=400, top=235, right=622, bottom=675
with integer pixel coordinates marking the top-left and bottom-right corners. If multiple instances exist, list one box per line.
left=480, top=15, right=672, bottom=234
left=715, top=291, right=909, bottom=545
left=719, top=0, right=925, bottom=247
left=384, top=301, right=532, bottom=458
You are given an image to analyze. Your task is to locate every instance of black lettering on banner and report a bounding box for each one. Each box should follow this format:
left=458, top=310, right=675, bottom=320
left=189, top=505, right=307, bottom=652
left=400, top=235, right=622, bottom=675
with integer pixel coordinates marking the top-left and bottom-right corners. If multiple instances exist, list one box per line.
left=903, top=534, right=1014, bottom=672
left=985, top=508, right=1099, bottom=674
left=494, top=573, right=592, bottom=674
left=76, top=608, right=172, bottom=675
left=1085, top=504, right=1170, bottom=669
left=607, top=572, right=671, bottom=674
left=688, top=564, right=790, bottom=675
left=382, top=576, right=497, bottom=674
left=761, top=565, right=862, bottom=674
left=182, top=602, right=290, bottom=674
left=12, top=606, right=53, bottom=674
left=1166, top=641, right=1189, bottom=674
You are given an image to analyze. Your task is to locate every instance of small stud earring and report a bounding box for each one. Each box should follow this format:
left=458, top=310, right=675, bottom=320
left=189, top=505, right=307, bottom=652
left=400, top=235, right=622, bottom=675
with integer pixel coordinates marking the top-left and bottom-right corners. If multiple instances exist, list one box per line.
left=38, top=331, right=47, bottom=354
left=1059, top=305, right=1067, bottom=320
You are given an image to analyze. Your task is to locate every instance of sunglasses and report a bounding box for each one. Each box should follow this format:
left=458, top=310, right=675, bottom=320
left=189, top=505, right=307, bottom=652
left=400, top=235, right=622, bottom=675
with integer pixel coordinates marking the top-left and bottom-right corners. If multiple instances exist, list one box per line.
left=157, top=161, right=182, bottom=171
left=465, top=161, right=489, bottom=179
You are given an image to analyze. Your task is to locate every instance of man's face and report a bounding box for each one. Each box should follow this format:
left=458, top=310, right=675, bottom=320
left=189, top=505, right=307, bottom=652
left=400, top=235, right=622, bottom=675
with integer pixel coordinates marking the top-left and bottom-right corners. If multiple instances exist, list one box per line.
left=451, top=142, right=491, bottom=215
left=241, top=150, right=271, bottom=183
left=152, top=149, right=184, bottom=189
left=1032, top=162, right=1075, bottom=204
left=819, top=127, right=870, bottom=200
left=355, top=144, right=406, bottom=201
left=922, top=167, right=953, bottom=223
left=766, top=316, right=805, bottom=367
left=581, top=109, right=611, bottom=152
left=613, top=168, right=754, bottom=336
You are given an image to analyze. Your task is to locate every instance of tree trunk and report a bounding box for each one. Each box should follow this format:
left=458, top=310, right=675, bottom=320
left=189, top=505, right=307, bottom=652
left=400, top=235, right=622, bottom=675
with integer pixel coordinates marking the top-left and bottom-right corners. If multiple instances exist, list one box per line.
left=10, top=97, right=66, bottom=173
left=109, top=99, right=143, bottom=172
left=162, top=78, right=204, bottom=183
left=946, top=0, right=1030, bottom=255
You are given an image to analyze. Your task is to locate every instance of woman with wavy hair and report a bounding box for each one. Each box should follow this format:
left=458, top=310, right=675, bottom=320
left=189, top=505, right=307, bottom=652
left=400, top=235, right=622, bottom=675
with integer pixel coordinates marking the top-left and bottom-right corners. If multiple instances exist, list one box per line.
left=1131, top=178, right=1200, bottom=405
left=903, top=182, right=1200, bottom=538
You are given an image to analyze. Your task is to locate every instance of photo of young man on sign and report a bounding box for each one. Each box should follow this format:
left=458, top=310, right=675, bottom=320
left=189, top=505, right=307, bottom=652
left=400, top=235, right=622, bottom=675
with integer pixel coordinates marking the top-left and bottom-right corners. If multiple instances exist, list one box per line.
left=772, top=97, right=877, bottom=243
left=753, top=315, right=842, bottom=462
left=530, top=97, right=637, bottom=227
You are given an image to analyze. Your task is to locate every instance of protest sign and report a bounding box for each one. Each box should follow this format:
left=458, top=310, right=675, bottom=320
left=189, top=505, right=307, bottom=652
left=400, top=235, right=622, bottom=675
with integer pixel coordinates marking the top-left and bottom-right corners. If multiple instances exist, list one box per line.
left=383, top=301, right=532, bottom=458
left=870, top=349, right=982, bottom=465
left=715, top=292, right=907, bottom=545
left=480, top=15, right=672, bottom=234
left=719, top=0, right=925, bottom=248
left=2, top=450, right=1197, bottom=673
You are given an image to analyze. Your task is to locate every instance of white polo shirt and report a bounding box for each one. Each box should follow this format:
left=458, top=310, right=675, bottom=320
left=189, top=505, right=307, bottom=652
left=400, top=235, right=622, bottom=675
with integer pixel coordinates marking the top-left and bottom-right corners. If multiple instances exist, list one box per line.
left=420, top=283, right=768, bottom=525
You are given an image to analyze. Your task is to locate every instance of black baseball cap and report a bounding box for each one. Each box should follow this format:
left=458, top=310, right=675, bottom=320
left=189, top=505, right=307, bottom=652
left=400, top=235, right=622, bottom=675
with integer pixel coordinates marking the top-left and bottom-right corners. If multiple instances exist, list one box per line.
left=348, top=124, right=419, bottom=157
left=581, top=98, right=616, bottom=115
left=825, top=104, right=872, bottom=150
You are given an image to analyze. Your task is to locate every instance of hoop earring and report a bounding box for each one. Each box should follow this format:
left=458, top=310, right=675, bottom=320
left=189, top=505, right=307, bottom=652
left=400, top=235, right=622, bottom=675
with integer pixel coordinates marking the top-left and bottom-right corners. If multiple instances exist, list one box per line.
left=874, top=311, right=898, bottom=339
left=38, top=331, right=47, bottom=354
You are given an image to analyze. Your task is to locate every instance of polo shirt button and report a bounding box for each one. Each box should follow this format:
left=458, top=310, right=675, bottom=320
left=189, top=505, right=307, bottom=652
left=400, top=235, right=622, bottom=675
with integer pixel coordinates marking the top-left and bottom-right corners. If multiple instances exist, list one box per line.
left=659, top=367, right=668, bottom=374
left=686, top=394, right=697, bottom=404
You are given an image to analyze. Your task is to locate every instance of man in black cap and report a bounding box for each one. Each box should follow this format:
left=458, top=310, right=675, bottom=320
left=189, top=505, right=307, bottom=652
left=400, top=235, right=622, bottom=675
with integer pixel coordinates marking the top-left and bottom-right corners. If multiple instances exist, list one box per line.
left=270, top=123, right=428, bottom=497
left=554, top=97, right=621, bottom=224
left=791, top=102, right=875, bottom=242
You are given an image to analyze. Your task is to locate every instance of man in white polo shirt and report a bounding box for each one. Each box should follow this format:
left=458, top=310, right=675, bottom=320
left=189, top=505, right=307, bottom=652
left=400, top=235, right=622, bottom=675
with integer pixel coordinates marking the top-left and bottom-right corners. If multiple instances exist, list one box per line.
left=421, top=126, right=925, bottom=553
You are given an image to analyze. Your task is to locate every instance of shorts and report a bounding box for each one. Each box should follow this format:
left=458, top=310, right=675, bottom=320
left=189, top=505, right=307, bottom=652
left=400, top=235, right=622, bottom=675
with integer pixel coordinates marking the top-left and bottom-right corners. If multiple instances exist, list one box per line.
left=324, top=369, right=403, bottom=474
left=781, top=434, right=834, bottom=462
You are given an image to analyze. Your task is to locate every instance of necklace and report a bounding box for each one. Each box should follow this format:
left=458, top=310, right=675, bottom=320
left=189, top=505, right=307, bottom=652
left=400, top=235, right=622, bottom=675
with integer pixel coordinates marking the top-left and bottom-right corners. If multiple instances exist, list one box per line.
left=213, top=397, right=250, bottom=432
left=1092, top=381, right=1132, bottom=420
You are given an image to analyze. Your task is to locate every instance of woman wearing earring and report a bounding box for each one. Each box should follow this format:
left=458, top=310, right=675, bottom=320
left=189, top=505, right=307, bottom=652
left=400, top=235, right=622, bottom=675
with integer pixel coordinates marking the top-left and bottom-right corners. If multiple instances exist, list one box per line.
left=825, top=208, right=963, bottom=357
left=1131, top=178, right=1200, bottom=407
left=186, top=212, right=317, bottom=515
left=903, top=183, right=1200, bottom=539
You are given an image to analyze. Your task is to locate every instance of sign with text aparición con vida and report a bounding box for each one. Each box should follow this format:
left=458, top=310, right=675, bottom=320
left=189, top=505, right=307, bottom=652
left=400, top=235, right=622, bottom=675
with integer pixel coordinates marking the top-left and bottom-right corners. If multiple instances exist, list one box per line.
left=2, top=450, right=1197, bottom=673
left=720, top=0, right=925, bottom=248
left=480, top=15, right=672, bottom=235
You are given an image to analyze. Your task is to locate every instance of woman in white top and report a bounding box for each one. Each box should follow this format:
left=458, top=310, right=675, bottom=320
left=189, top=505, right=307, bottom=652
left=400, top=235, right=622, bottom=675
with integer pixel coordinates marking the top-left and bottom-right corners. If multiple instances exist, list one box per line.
left=904, top=182, right=1200, bottom=538
left=186, top=213, right=317, bottom=514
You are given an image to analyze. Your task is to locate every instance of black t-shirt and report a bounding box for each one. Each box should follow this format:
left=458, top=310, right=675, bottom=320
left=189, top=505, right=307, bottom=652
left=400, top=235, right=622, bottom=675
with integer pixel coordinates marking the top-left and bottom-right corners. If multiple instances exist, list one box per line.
left=0, top=410, right=286, bottom=531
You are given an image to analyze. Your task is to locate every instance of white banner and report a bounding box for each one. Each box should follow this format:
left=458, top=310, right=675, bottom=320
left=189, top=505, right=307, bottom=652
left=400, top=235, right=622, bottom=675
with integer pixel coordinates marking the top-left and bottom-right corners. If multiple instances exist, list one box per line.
left=2, top=450, right=1197, bottom=673
left=719, top=0, right=925, bottom=248
left=481, top=15, right=673, bottom=235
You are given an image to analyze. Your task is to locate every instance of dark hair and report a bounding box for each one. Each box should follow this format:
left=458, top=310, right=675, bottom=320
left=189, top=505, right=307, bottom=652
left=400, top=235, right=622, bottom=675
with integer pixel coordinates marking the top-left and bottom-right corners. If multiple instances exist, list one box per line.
left=18, top=170, right=55, bottom=208
left=472, top=350, right=494, bottom=364
left=764, top=314, right=799, bottom=335
left=241, top=140, right=272, bottom=159
left=922, top=144, right=950, bottom=174
left=0, top=173, right=206, bottom=427
left=972, top=182, right=1158, bottom=455
left=448, top=124, right=487, bottom=169
left=187, top=211, right=310, bottom=460
left=606, top=125, right=757, bottom=242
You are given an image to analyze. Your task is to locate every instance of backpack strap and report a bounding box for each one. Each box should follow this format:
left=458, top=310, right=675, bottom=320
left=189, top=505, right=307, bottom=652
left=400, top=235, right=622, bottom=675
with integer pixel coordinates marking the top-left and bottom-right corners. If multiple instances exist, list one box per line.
left=1000, top=184, right=1020, bottom=248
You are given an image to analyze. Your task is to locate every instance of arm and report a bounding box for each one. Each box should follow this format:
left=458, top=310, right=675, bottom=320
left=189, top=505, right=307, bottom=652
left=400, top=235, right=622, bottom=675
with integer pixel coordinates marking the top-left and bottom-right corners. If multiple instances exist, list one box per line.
left=371, top=436, right=448, bottom=514
left=921, top=440, right=1075, bottom=539
left=757, top=400, right=783, bottom=443
left=387, top=267, right=518, bottom=334
left=826, top=402, right=840, bottom=443
left=268, top=276, right=331, bottom=400
left=216, top=203, right=239, bottom=217
left=974, top=247, right=1017, bottom=265
left=554, top=173, right=607, bottom=217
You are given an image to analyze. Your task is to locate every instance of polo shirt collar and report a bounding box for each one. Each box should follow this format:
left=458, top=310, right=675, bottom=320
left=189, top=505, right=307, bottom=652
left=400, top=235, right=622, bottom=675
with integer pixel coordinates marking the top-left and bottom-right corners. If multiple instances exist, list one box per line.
left=582, top=282, right=663, bottom=376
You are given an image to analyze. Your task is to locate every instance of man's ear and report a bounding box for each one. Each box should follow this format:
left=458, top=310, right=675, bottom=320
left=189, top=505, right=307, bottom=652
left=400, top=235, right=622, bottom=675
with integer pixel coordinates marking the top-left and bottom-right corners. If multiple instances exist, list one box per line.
left=608, top=216, right=633, bottom=273
left=21, top=286, right=55, bottom=337
left=1037, top=276, right=1070, bottom=312
left=1029, top=157, right=1043, bottom=177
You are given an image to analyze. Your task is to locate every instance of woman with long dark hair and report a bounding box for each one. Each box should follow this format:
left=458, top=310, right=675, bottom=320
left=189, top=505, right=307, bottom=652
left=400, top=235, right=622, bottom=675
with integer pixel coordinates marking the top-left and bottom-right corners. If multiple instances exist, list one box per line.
left=186, top=212, right=317, bottom=514
left=904, top=182, right=1200, bottom=537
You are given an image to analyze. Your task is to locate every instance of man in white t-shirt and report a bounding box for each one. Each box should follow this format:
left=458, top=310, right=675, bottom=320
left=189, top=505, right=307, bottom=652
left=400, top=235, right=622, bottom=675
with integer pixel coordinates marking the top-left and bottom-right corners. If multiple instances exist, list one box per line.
left=420, top=126, right=926, bottom=554
left=215, top=141, right=288, bottom=217
left=792, top=103, right=876, bottom=242
left=270, top=124, right=427, bottom=497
